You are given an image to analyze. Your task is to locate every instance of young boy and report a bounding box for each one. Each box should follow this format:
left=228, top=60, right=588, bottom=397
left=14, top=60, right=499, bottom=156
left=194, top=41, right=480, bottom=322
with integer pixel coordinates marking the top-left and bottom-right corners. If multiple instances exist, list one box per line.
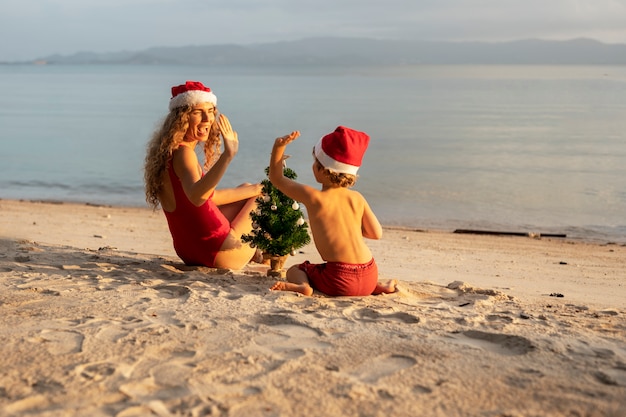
left=268, top=126, right=397, bottom=296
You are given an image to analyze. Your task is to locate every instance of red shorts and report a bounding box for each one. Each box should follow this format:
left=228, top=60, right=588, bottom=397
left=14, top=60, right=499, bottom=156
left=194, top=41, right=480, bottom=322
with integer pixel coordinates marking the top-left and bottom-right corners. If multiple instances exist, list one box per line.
left=298, top=258, right=378, bottom=296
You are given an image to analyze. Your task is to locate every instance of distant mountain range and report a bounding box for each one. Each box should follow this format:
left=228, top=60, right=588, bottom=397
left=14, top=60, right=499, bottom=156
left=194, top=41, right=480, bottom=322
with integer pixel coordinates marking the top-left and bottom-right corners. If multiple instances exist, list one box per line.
left=12, top=37, right=626, bottom=66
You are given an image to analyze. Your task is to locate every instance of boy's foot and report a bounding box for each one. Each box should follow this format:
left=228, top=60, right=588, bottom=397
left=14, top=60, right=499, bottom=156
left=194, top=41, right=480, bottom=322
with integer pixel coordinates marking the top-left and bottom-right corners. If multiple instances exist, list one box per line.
left=373, top=279, right=398, bottom=295
left=270, top=281, right=314, bottom=296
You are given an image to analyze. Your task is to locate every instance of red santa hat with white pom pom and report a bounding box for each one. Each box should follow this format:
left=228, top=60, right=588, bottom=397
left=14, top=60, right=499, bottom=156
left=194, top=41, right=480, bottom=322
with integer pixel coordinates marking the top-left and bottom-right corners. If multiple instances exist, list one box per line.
left=169, top=81, right=217, bottom=111
left=313, top=126, right=370, bottom=175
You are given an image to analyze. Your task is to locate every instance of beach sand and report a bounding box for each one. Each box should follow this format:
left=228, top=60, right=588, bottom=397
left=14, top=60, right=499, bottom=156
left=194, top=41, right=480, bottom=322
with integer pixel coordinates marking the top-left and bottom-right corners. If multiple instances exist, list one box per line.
left=1, top=199, right=624, bottom=416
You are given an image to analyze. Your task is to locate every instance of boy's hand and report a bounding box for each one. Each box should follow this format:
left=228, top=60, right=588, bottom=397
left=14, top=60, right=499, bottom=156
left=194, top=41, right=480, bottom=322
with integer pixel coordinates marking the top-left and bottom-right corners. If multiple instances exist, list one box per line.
left=274, top=131, right=300, bottom=147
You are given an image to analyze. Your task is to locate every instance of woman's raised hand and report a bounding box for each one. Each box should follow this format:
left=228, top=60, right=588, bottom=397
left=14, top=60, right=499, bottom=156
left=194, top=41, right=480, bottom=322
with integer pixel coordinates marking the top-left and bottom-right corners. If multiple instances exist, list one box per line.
left=217, top=114, right=239, bottom=157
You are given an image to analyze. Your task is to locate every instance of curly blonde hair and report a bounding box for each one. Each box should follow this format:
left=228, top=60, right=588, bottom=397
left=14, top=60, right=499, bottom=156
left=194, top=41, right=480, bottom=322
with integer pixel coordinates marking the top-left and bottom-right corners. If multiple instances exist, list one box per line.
left=314, top=159, right=357, bottom=188
left=144, top=106, right=221, bottom=209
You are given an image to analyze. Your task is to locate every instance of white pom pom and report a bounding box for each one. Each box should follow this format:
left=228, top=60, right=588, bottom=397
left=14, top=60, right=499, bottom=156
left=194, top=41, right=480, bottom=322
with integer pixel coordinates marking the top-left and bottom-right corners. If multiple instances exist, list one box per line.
left=292, top=202, right=300, bottom=210
left=271, top=204, right=277, bottom=211
left=296, top=217, right=305, bottom=226
left=263, top=195, right=271, bottom=203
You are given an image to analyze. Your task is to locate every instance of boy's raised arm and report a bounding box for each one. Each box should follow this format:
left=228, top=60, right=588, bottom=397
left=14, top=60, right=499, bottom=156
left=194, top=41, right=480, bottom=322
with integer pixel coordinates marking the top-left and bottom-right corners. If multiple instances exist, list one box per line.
left=269, top=131, right=315, bottom=203
left=269, top=131, right=300, bottom=182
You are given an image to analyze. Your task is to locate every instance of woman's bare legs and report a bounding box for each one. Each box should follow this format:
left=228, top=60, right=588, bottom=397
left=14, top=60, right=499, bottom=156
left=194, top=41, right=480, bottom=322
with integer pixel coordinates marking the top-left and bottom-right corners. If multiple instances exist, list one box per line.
left=213, top=196, right=258, bottom=270
left=218, top=200, right=248, bottom=223
left=270, top=265, right=313, bottom=296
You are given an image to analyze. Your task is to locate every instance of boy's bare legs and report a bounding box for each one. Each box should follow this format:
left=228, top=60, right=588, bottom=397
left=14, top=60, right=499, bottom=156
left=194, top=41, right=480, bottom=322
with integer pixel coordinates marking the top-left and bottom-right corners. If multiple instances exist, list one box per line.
left=270, top=265, right=314, bottom=296
left=372, top=279, right=398, bottom=295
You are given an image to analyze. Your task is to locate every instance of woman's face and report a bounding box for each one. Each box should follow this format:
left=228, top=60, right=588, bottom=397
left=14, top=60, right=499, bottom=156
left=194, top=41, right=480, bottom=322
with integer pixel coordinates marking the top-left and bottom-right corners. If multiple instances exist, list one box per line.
left=185, top=102, right=217, bottom=142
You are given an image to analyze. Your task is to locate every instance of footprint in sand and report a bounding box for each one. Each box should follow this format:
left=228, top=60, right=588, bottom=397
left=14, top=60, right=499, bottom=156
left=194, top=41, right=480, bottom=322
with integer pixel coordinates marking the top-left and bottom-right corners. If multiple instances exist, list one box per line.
left=144, top=309, right=185, bottom=328
left=255, top=313, right=320, bottom=331
left=344, top=307, right=420, bottom=324
left=595, top=367, right=626, bottom=386
left=38, top=329, right=84, bottom=355
left=254, top=314, right=330, bottom=353
left=76, top=361, right=117, bottom=382
left=95, top=324, right=130, bottom=343
left=452, top=330, right=535, bottom=356
left=350, top=354, right=417, bottom=384
left=153, top=284, right=191, bottom=300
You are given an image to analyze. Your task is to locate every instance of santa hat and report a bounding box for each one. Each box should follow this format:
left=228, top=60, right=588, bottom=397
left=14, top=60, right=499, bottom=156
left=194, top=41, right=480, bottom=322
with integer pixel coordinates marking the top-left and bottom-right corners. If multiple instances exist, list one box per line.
left=169, top=81, right=217, bottom=111
left=314, top=126, right=370, bottom=175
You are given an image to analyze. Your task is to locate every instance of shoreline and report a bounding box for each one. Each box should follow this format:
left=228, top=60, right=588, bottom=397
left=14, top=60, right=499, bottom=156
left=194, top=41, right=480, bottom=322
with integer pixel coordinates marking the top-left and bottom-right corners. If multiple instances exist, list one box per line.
left=5, top=196, right=626, bottom=245
left=1, top=198, right=624, bottom=415
left=1, top=198, right=624, bottom=308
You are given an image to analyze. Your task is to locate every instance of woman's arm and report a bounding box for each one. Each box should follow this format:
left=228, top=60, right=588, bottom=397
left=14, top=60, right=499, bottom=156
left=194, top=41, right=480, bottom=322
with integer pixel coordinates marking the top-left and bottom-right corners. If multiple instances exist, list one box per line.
left=175, top=114, right=239, bottom=206
left=213, top=183, right=263, bottom=206
left=174, top=146, right=234, bottom=206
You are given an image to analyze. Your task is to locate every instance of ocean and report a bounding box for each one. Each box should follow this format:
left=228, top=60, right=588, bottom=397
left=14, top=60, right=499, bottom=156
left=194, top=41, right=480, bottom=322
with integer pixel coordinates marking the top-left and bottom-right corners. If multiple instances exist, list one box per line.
left=1, top=64, right=625, bottom=243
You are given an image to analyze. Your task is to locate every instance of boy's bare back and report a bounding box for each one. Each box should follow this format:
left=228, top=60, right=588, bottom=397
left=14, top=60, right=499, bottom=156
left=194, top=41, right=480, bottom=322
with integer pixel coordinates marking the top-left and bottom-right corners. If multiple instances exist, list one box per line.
left=269, top=131, right=382, bottom=265
left=302, top=186, right=380, bottom=264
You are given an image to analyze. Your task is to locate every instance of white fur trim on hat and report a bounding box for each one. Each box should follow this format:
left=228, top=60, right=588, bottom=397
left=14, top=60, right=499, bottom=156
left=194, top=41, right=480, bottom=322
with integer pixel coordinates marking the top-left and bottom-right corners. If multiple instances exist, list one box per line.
left=313, top=126, right=370, bottom=176
left=314, top=139, right=360, bottom=175
left=169, top=90, right=217, bottom=111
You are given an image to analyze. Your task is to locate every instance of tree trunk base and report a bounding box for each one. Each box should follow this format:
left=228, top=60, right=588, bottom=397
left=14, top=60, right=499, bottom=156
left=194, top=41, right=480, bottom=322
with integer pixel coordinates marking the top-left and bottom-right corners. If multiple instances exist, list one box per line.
left=267, top=255, right=288, bottom=278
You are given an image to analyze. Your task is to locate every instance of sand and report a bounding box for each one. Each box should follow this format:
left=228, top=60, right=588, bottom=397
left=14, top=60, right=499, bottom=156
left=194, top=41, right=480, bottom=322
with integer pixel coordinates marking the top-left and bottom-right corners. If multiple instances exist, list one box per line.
left=0, top=199, right=624, bottom=417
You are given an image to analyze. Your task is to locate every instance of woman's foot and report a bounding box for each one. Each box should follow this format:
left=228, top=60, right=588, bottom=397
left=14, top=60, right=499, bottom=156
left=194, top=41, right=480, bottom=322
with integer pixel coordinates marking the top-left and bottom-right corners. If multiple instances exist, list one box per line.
left=249, top=249, right=268, bottom=264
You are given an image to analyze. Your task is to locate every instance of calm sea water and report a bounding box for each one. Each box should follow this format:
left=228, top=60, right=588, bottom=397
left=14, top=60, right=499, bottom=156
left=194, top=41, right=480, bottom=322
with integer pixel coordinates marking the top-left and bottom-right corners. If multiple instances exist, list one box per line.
left=1, top=64, right=625, bottom=243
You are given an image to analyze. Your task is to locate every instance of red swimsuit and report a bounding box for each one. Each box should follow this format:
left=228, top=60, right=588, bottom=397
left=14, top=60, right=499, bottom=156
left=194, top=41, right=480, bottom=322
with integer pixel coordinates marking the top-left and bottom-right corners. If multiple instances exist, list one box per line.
left=163, top=159, right=231, bottom=267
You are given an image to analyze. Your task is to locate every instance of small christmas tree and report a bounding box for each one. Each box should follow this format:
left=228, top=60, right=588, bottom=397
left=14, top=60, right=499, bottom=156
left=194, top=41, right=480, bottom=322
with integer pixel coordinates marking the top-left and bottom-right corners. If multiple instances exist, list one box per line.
left=242, top=165, right=311, bottom=275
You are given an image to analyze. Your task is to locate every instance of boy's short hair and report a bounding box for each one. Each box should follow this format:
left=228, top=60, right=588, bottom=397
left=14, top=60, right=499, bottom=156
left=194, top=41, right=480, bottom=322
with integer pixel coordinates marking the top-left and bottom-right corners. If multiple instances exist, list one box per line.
left=315, top=158, right=356, bottom=188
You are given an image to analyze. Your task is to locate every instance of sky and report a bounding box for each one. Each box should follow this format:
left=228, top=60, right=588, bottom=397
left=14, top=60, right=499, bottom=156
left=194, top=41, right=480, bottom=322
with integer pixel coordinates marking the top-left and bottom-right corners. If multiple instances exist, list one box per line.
left=2, top=0, right=626, bottom=61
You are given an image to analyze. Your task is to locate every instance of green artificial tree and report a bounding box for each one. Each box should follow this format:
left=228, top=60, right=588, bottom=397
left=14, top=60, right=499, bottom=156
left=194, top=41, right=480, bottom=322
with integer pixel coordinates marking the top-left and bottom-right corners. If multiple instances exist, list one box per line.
left=242, top=165, right=311, bottom=275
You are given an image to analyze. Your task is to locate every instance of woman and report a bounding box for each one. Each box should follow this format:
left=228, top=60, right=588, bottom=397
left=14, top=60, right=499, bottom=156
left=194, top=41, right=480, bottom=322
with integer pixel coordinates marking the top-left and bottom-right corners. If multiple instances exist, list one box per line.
left=145, top=81, right=262, bottom=269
